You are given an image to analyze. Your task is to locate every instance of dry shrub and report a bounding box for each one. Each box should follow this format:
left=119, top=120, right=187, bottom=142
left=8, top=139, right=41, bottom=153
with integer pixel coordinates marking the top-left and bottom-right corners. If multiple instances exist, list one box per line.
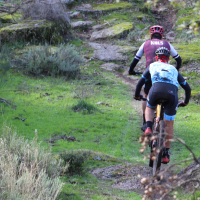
left=18, top=44, right=84, bottom=77
left=138, top=137, right=200, bottom=200
left=21, top=0, right=71, bottom=34
left=0, top=126, right=65, bottom=200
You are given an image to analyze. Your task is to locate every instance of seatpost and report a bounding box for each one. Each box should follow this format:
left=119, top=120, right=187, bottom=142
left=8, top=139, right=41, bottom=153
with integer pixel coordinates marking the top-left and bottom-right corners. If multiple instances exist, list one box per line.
left=155, top=105, right=161, bottom=131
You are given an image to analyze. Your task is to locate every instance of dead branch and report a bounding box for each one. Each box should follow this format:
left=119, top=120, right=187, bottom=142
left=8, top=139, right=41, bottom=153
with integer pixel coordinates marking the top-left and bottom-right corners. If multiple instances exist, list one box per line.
left=140, top=134, right=200, bottom=200
left=0, top=0, right=32, bottom=14
left=159, top=178, right=200, bottom=200
left=176, top=138, right=199, bottom=164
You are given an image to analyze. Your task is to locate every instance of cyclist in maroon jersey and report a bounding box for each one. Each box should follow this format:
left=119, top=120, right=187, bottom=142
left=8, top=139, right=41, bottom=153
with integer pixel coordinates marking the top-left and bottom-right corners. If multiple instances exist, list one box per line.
left=128, top=25, right=182, bottom=131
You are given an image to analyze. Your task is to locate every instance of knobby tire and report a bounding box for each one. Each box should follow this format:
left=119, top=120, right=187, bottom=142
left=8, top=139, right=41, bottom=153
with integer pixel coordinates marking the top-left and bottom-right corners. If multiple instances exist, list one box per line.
left=152, top=120, right=165, bottom=176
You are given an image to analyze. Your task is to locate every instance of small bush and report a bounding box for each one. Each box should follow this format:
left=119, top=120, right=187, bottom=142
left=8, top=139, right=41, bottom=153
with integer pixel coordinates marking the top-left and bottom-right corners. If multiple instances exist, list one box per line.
left=0, top=125, right=64, bottom=200
left=18, top=44, right=84, bottom=78
left=60, top=150, right=90, bottom=174
left=72, top=99, right=98, bottom=114
left=22, top=0, right=70, bottom=34
left=127, top=27, right=144, bottom=41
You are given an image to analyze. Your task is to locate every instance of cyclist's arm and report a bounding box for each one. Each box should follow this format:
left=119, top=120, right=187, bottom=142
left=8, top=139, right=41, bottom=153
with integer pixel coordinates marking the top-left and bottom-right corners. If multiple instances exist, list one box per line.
left=169, top=43, right=182, bottom=70
left=134, top=66, right=150, bottom=97
left=129, top=43, right=145, bottom=74
left=178, top=73, right=191, bottom=105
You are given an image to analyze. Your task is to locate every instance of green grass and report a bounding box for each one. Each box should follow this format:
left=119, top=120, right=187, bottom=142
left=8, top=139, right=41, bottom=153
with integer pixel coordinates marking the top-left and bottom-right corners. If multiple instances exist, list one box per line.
left=0, top=64, right=143, bottom=199
left=1, top=3, right=200, bottom=198
left=0, top=67, right=143, bottom=159
left=173, top=42, right=200, bottom=64
left=59, top=174, right=142, bottom=200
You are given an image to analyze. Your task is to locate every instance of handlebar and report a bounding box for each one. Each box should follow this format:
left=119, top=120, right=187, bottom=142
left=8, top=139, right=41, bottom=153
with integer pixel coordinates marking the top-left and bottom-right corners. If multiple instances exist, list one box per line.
left=141, top=97, right=147, bottom=101
left=129, top=71, right=143, bottom=76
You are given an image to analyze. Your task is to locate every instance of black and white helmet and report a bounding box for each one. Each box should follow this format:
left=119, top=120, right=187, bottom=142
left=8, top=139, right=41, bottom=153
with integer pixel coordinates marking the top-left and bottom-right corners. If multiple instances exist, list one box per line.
left=155, top=47, right=170, bottom=58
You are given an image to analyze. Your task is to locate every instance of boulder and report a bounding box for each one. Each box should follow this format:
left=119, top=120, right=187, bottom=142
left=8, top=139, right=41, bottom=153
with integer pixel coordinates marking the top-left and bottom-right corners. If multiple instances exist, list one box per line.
left=71, top=21, right=95, bottom=29
left=92, top=23, right=108, bottom=30
left=0, top=20, right=63, bottom=44
left=100, top=63, right=121, bottom=71
left=21, top=0, right=71, bottom=33
left=0, top=13, right=22, bottom=23
left=90, top=22, right=134, bottom=41
left=70, top=11, right=82, bottom=19
left=88, top=42, right=137, bottom=62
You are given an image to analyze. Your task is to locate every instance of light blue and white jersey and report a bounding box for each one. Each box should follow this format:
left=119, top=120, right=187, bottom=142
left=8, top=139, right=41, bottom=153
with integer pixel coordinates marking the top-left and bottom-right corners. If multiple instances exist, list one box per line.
left=149, top=62, right=179, bottom=88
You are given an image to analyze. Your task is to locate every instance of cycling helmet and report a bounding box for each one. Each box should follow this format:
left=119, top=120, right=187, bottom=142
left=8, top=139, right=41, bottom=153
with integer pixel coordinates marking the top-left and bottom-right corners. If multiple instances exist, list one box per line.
left=149, top=25, right=164, bottom=38
left=155, top=47, right=170, bottom=58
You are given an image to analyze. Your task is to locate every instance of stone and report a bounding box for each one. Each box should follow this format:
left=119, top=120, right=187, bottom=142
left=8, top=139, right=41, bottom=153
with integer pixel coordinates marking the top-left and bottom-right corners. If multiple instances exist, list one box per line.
left=70, top=11, right=82, bottom=19
left=0, top=20, right=63, bottom=44
left=90, top=22, right=134, bottom=40
left=88, top=42, right=137, bottom=62
left=0, top=13, right=22, bottom=23
left=100, top=63, right=121, bottom=71
left=21, top=0, right=71, bottom=33
left=71, top=21, right=95, bottom=29
left=92, top=24, right=107, bottom=30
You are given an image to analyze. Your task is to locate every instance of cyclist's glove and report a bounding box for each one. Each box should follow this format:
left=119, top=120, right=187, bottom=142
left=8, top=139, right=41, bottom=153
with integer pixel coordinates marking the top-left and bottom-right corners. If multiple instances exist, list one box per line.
left=129, top=70, right=136, bottom=75
left=134, top=94, right=143, bottom=101
left=178, top=101, right=187, bottom=107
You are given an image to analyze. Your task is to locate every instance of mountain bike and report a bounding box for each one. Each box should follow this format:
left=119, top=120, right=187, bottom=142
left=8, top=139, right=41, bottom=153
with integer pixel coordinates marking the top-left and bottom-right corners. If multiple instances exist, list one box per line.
left=148, top=100, right=167, bottom=176
left=131, top=72, right=167, bottom=175
left=139, top=98, right=166, bottom=176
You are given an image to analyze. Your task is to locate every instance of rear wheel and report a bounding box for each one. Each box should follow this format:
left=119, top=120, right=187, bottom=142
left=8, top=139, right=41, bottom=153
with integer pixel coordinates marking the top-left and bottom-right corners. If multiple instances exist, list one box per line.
left=152, top=120, right=165, bottom=176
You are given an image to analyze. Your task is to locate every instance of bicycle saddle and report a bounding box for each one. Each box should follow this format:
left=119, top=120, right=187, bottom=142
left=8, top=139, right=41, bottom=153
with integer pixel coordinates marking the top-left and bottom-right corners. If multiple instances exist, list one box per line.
left=157, top=99, right=168, bottom=104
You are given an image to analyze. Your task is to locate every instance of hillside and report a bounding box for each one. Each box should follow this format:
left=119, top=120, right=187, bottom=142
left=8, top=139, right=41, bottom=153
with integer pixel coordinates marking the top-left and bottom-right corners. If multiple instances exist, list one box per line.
left=0, top=0, right=200, bottom=199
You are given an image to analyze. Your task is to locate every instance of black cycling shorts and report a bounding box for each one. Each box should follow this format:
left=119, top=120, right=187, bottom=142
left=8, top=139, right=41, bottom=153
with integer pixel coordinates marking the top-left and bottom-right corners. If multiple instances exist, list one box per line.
left=147, top=82, right=178, bottom=121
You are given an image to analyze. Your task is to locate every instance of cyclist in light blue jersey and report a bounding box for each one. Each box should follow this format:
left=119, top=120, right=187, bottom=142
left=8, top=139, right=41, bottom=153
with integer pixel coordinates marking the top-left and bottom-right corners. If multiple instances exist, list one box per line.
left=134, top=47, right=191, bottom=163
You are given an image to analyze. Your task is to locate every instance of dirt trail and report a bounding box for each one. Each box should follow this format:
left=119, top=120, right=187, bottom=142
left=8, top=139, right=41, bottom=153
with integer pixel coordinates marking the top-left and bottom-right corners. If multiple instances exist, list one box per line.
left=89, top=2, right=178, bottom=198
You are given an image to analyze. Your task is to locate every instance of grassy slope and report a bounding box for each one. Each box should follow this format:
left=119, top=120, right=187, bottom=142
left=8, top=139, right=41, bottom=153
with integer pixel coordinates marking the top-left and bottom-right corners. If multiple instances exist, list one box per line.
left=0, top=66, right=143, bottom=199
left=1, top=1, right=200, bottom=199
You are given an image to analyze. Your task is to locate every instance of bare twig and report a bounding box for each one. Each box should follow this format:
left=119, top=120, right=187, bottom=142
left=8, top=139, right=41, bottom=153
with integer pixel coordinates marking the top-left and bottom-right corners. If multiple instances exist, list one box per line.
left=176, top=138, right=199, bottom=164
left=0, top=0, right=32, bottom=14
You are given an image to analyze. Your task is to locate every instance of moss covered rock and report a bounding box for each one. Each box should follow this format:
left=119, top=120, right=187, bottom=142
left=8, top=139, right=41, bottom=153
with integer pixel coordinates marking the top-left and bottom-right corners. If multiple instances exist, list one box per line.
left=0, top=13, right=22, bottom=23
left=0, top=19, right=63, bottom=44
left=90, top=22, right=134, bottom=40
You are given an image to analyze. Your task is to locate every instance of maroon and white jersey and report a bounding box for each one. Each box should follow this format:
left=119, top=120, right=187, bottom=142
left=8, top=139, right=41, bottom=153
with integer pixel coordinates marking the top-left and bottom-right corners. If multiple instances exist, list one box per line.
left=135, top=39, right=180, bottom=67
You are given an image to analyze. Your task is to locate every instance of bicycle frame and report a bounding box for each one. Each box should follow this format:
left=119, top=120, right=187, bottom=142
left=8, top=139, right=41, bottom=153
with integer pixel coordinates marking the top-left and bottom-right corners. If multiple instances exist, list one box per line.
left=154, top=104, right=164, bottom=132
left=154, top=104, right=161, bottom=132
left=150, top=102, right=166, bottom=175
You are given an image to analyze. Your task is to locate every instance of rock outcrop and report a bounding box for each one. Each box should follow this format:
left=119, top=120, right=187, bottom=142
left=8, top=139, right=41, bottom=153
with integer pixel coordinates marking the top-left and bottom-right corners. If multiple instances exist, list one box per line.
left=0, top=20, right=63, bottom=44
left=90, top=22, right=134, bottom=40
